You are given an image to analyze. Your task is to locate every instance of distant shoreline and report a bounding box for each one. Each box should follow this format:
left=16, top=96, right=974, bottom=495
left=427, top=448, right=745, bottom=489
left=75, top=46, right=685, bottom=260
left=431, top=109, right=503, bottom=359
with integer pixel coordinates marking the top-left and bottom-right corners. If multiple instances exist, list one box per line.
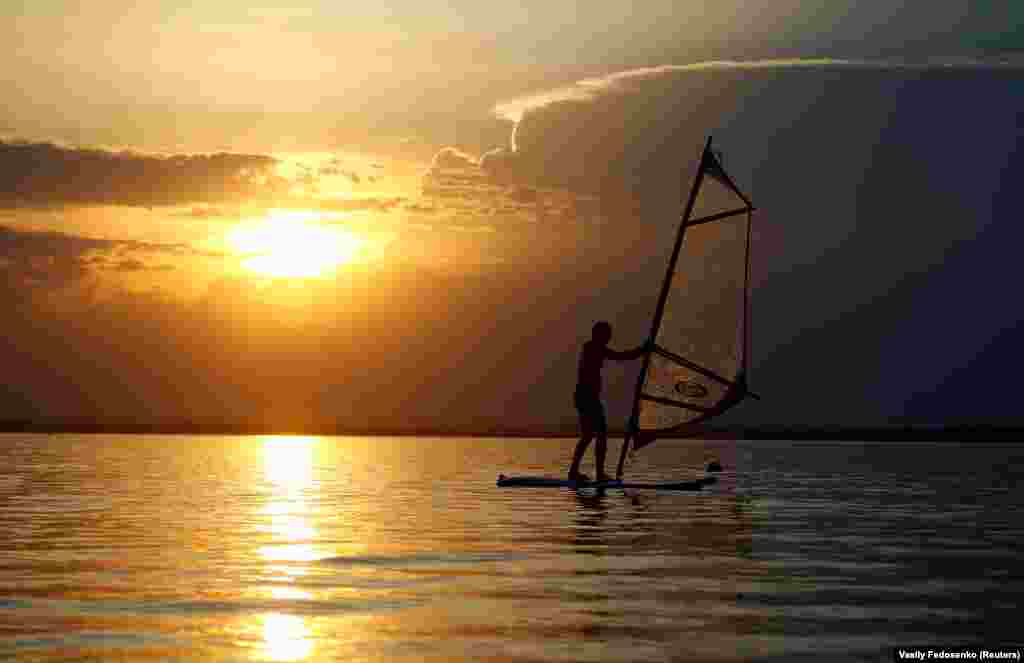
left=0, top=421, right=1020, bottom=442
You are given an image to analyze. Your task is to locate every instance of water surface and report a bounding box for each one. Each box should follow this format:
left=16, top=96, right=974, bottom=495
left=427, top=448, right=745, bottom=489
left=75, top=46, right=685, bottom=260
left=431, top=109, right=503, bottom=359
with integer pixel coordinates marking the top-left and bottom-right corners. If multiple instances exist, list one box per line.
left=0, top=434, right=1020, bottom=661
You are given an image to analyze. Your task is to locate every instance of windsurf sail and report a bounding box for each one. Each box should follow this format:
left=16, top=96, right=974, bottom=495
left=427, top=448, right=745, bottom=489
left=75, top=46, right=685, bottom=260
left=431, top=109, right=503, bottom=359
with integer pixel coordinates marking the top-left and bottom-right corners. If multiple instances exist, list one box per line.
left=615, top=136, right=757, bottom=479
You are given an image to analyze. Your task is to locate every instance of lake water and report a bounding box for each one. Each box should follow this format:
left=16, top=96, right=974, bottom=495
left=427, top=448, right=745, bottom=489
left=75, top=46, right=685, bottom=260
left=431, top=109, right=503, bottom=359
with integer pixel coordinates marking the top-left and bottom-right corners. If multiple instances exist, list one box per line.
left=0, top=434, right=1020, bottom=661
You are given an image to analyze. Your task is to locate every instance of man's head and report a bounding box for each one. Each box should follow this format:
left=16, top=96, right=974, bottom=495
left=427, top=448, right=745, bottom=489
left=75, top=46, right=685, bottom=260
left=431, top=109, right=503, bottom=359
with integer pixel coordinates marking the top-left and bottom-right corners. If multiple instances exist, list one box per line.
left=592, top=321, right=612, bottom=345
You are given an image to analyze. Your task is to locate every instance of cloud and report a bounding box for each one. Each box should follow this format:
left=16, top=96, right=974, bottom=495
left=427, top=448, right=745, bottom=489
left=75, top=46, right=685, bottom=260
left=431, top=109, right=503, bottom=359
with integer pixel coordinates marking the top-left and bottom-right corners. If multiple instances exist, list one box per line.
left=0, top=140, right=282, bottom=208
left=0, top=225, right=197, bottom=288
left=310, top=196, right=404, bottom=212
left=479, top=57, right=1024, bottom=209
left=422, top=146, right=491, bottom=197
left=421, top=149, right=520, bottom=218
left=414, top=141, right=619, bottom=245
left=112, top=258, right=173, bottom=272
left=428, top=146, right=480, bottom=172
left=165, top=196, right=406, bottom=221
left=478, top=147, right=518, bottom=182
left=493, top=57, right=1024, bottom=123
left=318, top=165, right=360, bottom=183
left=170, top=205, right=235, bottom=219
left=507, top=186, right=537, bottom=204
left=403, top=201, right=439, bottom=214
left=317, top=157, right=366, bottom=184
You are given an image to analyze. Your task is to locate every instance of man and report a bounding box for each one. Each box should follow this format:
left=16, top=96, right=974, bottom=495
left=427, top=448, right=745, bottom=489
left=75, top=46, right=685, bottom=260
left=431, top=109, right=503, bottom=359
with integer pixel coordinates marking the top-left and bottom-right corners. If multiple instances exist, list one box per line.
left=568, top=321, right=650, bottom=483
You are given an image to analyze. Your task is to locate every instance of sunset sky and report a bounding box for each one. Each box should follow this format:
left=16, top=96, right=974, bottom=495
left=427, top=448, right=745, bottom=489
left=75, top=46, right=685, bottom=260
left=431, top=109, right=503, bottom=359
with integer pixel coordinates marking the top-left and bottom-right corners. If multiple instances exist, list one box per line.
left=1, top=1, right=1021, bottom=431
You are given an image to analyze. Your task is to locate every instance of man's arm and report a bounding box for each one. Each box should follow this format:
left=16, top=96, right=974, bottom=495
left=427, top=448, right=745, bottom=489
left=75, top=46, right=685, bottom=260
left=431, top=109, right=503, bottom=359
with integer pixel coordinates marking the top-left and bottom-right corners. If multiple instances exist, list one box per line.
left=604, top=339, right=654, bottom=361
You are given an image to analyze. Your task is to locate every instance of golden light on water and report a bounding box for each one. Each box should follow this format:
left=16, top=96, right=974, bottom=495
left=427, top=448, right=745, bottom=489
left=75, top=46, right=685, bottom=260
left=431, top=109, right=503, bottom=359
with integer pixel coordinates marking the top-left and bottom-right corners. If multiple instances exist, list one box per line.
left=255, top=437, right=321, bottom=661
left=258, top=436, right=323, bottom=563
left=228, top=212, right=365, bottom=278
left=262, top=613, right=314, bottom=662
left=262, top=435, right=315, bottom=490
left=267, top=586, right=314, bottom=601
left=258, top=542, right=322, bottom=563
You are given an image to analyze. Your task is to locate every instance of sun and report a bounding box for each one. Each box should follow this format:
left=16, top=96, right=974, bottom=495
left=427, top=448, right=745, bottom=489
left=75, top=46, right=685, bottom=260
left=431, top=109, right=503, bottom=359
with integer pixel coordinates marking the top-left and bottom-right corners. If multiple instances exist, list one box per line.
left=227, top=211, right=365, bottom=278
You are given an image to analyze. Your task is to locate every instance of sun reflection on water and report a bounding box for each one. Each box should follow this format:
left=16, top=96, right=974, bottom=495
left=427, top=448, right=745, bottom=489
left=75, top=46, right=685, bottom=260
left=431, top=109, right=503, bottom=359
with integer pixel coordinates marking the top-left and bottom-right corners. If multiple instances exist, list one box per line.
left=262, top=613, right=314, bottom=662
left=262, top=436, right=315, bottom=492
left=255, top=436, right=322, bottom=661
left=258, top=436, right=322, bottom=562
left=267, top=585, right=314, bottom=601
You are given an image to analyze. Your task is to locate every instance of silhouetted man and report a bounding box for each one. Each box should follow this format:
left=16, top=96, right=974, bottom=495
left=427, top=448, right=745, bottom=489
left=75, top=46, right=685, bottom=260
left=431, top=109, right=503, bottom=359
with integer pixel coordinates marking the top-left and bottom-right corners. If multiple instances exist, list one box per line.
left=568, top=321, right=649, bottom=483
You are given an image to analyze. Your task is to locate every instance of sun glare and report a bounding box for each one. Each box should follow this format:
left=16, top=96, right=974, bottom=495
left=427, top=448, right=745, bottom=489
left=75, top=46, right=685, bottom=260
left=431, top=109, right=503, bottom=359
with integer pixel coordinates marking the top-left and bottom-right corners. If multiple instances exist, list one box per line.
left=261, top=613, right=314, bottom=662
left=228, top=212, right=365, bottom=278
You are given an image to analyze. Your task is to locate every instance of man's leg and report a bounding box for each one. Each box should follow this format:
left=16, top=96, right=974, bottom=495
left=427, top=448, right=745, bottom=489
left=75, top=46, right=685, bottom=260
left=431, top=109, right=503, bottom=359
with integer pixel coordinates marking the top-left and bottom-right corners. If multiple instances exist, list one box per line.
left=569, top=407, right=593, bottom=479
left=569, top=393, right=595, bottom=480
left=594, top=435, right=609, bottom=480
left=593, top=401, right=612, bottom=481
left=568, top=434, right=592, bottom=479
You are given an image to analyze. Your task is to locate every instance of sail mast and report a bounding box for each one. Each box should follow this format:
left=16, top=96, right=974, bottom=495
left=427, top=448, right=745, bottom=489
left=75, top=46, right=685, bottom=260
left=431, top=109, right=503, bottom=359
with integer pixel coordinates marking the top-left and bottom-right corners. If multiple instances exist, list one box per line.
left=616, top=136, right=713, bottom=479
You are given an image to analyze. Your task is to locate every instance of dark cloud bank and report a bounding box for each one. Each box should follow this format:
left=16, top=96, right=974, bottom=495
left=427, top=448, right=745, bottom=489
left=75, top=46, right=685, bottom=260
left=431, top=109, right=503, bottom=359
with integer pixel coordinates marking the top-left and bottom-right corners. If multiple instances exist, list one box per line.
left=0, top=140, right=408, bottom=218
left=0, top=140, right=284, bottom=207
